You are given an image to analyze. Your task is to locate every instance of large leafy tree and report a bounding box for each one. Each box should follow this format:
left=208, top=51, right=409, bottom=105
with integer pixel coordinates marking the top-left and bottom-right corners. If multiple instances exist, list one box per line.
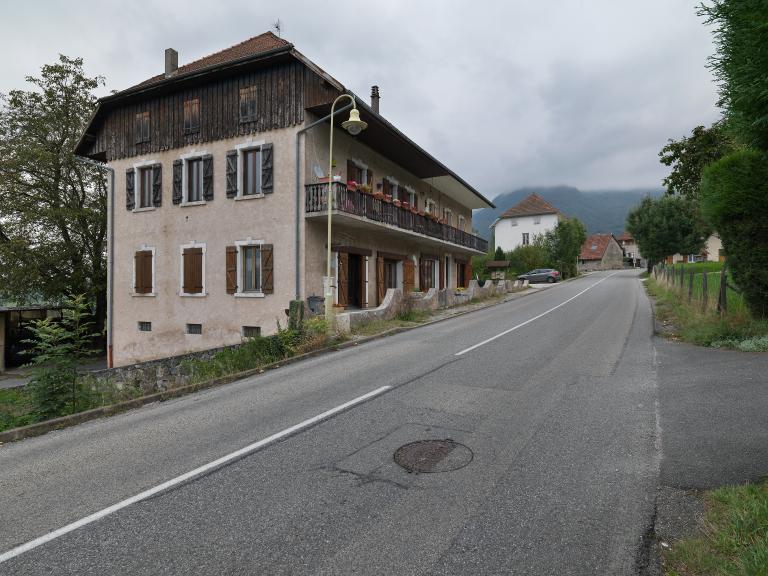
left=537, top=218, right=587, bottom=279
left=0, top=56, right=107, bottom=332
left=626, top=195, right=706, bottom=271
left=659, top=122, right=735, bottom=201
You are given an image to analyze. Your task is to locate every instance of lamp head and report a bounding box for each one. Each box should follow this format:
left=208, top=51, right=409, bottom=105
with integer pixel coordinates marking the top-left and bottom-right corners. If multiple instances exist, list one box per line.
left=342, top=107, right=368, bottom=136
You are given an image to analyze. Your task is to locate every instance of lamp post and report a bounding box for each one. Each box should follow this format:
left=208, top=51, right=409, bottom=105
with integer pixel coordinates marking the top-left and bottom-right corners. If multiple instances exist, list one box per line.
left=324, top=94, right=368, bottom=323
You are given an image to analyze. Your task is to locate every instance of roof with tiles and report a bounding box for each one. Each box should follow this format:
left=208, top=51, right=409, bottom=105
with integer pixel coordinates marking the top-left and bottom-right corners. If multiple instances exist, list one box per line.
left=498, top=193, right=562, bottom=219
left=131, top=32, right=291, bottom=90
left=579, top=233, right=619, bottom=261
left=616, top=231, right=635, bottom=242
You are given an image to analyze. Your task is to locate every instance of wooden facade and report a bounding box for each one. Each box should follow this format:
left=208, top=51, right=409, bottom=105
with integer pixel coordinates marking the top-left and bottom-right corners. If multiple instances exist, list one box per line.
left=80, top=61, right=340, bottom=161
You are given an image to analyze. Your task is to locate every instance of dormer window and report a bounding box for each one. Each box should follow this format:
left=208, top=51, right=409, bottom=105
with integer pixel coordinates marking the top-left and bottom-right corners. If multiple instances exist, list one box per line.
left=239, top=86, right=258, bottom=122
left=135, top=111, right=150, bottom=144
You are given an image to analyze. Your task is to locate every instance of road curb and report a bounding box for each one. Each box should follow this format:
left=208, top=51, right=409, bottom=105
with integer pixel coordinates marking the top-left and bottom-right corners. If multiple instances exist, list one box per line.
left=0, top=284, right=554, bottom=445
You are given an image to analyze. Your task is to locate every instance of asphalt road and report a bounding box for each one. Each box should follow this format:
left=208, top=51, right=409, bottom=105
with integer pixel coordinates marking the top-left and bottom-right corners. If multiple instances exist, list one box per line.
left=0, top=270, right=673, bottom=574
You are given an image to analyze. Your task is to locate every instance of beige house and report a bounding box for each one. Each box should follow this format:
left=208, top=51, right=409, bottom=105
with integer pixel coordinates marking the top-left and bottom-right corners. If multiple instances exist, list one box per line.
left=667, top=233, right=724, bottom=264
left=578, top=234, right=624, bottom=272
left=75, top=32, right=493, bottom=367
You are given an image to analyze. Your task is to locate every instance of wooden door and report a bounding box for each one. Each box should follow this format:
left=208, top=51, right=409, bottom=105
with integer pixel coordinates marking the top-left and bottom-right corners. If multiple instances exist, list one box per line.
left=403, top=259, right=415, bottom=293
left=338, top=252, right=349, bottom=307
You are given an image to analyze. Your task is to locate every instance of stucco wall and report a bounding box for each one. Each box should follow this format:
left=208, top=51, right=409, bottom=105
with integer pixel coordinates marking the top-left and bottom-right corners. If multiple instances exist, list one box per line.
left=109, top=126, right=301, bottom=366
left=493, top=214, right=559, bottom=252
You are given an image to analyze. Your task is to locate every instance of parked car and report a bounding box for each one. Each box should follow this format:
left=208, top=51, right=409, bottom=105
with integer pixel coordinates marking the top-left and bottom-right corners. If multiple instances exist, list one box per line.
left=517, top=268, right=560, bottom=283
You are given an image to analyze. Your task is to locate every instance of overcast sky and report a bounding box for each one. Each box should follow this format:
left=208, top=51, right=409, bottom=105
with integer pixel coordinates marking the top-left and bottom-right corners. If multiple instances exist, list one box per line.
left=1, top=0, right=721, bottom=200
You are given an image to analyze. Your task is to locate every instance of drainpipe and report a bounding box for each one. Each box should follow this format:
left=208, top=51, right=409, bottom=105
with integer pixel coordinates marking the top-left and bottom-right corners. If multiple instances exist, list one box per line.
left=75, top=157, right=115, bottom=368
left=294, top=102, right=353, bottom=300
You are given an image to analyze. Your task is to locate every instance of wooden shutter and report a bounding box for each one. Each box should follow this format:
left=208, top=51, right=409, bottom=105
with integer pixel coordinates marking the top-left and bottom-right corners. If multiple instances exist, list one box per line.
left=337, top=252, right=348, bottom=306
left=403, top=259, right=415, bottom=294
left=172, top=160, right=183, bottom=205
left=151, top=163, right=162, bottom=207
left=226, top=150, right=238, bottom=198
left=376, top=257, right=385, bottom=305
left=464, top=262, right=473, bottom=287
left=226, top=246, right=237, bottom=294
left=261, top=244, right=274, bottom=294
left=261, top=143, right=273, bottom=194
left=134, top=250, right=152, bottom=293
left=183, top=247, right=203, bottom=294
left=202, top=154, right=214, bottom=201
left=439, top=257, right=445, bottom=290
left=126, top=169, right=135, bottom=210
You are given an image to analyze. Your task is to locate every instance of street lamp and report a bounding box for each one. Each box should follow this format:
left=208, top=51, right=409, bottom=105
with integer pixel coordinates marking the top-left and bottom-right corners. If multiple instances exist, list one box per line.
left=325, top=94, right=368, bottom=323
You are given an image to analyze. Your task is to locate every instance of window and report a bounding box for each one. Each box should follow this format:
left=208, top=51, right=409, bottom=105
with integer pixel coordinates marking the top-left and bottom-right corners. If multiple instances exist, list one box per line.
left=509, top=219, right=518, bottom=227
left=135, top=111, right=150, bottom=143
left=408, top=190, right=418, bottom=209
left=382, top=177, right=397, bottom=199
left=183, top=99, right=200, bottom=134
left=425, top=199, right=437, bottom=214
left=522, top=233, right=530, bottom=246
left=242, top=326, right=261, bottom=339
left=137, top=166, right=153, bottom=209
left=138, top=321, right=152, bottom=332
left=419, top=257, right=436, bottom=291
left=384, top=259, right=398, bottom=289
left=444, top=208, right=453, bottom=227
left=181, top=245, right=205, bottom=295
left=186, top=158, right=202, bottom=202
left=133, top=249, right=154, bottom=294
left=186, top=323, right=202, bottom=335
left=243, top=148, right=262, bottom=196
left=239, top=86, right=257, bottom=122
left=347, top=160, right=371, bottom=189
left=534, top=216, right=541, bottom=225
left=242, top=245, right=262, bottom=292
left=458, top=215, right=466, bottom=231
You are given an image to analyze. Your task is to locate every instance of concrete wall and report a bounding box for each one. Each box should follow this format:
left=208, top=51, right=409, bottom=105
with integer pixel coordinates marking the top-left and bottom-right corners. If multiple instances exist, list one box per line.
left=109, top=126, right=301, bottom=366
left=493, top=213, right=559, bottom=252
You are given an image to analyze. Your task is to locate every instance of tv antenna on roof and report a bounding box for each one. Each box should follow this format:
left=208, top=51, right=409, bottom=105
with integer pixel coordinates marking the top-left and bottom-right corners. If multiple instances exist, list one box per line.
left=273, top=19, right=282, bottom=37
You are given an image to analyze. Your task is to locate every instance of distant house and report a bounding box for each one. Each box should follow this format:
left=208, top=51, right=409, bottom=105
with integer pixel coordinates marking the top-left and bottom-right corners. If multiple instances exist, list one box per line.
left=578, top=234, right=623, bottom=272
left=491, top=193, right=564, bottom=252
left=667, top=233, right=724, bottom=264
left=616, top=231, right=643, bottom=268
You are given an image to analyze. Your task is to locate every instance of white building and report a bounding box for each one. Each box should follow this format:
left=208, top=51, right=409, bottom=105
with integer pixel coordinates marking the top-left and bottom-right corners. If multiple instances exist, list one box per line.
left=491, top=194, right=563, bottom=252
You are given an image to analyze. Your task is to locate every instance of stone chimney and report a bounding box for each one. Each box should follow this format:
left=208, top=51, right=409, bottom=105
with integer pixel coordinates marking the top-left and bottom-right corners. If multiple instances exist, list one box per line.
left=371, top=85, right=380, bottom=114
left=165, top=48, right=178, bottom=78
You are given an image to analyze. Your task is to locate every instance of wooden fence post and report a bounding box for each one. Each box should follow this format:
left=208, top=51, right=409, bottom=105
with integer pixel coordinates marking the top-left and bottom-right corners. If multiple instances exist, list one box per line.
left=688, top=270, right=694, bottom=303
left=701, top=270, right=708, bottom=312
left=717, top=265, right=728, bottom=314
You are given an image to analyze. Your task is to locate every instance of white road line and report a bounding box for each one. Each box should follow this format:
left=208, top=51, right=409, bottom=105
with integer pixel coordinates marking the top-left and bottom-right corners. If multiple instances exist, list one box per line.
left=0, top=385, right=392, bottom=564
left=455, top=273, right=619, bottom=356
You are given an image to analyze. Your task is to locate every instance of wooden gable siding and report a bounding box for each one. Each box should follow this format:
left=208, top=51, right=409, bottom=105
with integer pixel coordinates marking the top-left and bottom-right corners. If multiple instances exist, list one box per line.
left=84, top=60, right=332, bottom=161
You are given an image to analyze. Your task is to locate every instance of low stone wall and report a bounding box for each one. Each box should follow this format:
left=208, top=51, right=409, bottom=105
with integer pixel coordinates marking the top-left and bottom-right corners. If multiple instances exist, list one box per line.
left=334, top=288, right=404, bottom=332
left=407, top=288, right=440, bottom=312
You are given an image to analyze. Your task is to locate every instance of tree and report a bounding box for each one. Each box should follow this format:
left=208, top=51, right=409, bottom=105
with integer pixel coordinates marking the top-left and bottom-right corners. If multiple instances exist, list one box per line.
left=699, top=1, right=768, bottom=151
left=626, top=195, right=707, bottom=271
left=701, top=149, right=768, bottom=318
left=0, top=56, right=107, bottom=333
left=494, top=246, right=505, bottom=260
left=537, top=218, right=587, bottom=279
left=506, top=244, right=549, bottom=275
left=659, top=122, right=735, bottom=201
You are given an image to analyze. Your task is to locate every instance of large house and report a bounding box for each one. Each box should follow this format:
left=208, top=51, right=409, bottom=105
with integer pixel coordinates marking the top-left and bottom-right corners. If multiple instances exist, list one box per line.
left=491, top=193, right=563, bottom=252
left=616, top=231, right=643, bottom=268
left=667, top=233, right=724, bottom=264
left=578, top=233, right=624, bottom=272
left=75, top=32, right=493, bottom=367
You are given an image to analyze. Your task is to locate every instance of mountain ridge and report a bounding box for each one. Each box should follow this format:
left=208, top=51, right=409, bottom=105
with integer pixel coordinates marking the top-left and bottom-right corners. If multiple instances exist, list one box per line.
left=473, top=186, right=664, bottom=240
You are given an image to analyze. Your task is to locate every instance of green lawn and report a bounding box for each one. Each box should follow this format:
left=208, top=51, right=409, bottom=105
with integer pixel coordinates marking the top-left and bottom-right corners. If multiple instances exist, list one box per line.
left=0, top=387, right=37, bottom=431
left=664, top=480, right=768, bottom=576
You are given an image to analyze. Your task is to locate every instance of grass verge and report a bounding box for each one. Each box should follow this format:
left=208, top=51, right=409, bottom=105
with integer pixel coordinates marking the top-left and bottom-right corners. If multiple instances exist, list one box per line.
left=664, top=480, right=768, bottom=575
left=646, top=277, right=768, bottom=349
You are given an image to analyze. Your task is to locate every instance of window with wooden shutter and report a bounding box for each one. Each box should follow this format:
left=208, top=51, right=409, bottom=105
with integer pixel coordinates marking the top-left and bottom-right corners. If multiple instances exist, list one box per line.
left=182, top=247, right=204, bottom=294
left=134, top=250, right=153, bottom=294
left=261, top=143, right=273, bottom=194
left=186, top=158, right=202, bottom=202
left=126, top=168, right=135, bottom=210
left=242, top=148, right=261, bottom=196
left=202, top=154, right=214, bottom=201
left=241, top=245, right=262, bottom=292
left=226, top=150, right=238, bottom=198
left=226, top=246, right=237, bottom=294
left=137, top=166, right=152, bottom=208
left=261, top=244, right=274, bottom=294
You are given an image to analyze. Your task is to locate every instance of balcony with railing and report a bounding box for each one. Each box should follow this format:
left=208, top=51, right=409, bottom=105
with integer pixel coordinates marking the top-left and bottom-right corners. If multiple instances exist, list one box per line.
left=305, top=183, right=488, bottom=253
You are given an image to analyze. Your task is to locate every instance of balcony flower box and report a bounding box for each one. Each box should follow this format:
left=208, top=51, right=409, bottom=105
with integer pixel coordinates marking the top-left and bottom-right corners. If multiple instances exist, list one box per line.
left=384, top=194, right=392, bottom=203
left=410, top=207, right=419, bottom=214
left=401, top=201, right=410, bottom=209
left=393, top=199, right=402, bottom=207
left=360, top=184, right=373, bottom=194
left=347, top=180, right=358, bottom=191
left=373, top=192, right=385, bottom=200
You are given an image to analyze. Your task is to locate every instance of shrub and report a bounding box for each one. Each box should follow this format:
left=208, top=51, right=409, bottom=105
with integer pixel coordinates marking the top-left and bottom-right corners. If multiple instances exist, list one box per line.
left=701, top=149, right=768, bottom=318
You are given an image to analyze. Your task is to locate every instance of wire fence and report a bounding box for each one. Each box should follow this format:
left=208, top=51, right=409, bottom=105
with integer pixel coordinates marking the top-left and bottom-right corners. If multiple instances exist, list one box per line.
left=652, top=262, right=748, bottom=317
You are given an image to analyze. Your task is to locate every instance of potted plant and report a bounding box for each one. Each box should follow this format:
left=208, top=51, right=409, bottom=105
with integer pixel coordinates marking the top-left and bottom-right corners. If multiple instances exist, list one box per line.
left=347, top=180, right=358, bottom=191
left=384, top=194, right=392, bottom=203
left=401, top=201, right=410, bottom=210
left=393, top=199, right=402, bottom=207
left=374, top=191, right=384, bottom=200
left=360, top=183, right=372, bottom=194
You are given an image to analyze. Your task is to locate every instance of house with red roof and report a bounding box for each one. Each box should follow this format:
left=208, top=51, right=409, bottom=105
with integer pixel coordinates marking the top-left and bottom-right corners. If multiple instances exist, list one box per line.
left=616, top=231, right=643, bottom=268
left=578, top=234, right=624, bottom=272
left=75, top=32, right=493, bottom=367
left=490, top=193, right=564, bottom=252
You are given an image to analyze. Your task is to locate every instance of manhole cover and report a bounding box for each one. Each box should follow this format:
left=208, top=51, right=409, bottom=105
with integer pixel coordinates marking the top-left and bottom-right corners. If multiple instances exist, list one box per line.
left=393, top=439, right=473, bottom=473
